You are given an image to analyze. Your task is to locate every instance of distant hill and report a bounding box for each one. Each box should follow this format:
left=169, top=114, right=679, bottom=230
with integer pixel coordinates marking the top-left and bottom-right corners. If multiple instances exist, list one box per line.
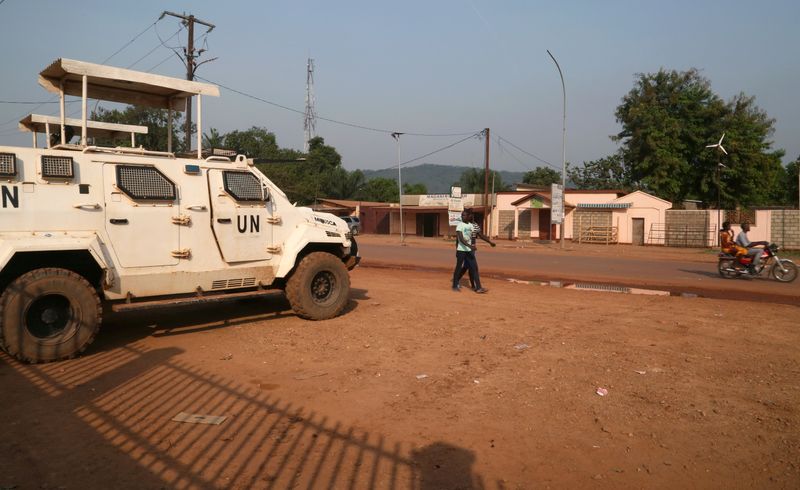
left=360, top=163, right=525, bottom=194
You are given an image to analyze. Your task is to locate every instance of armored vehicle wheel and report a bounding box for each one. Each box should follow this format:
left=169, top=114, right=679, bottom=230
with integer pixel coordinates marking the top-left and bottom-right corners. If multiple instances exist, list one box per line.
left=0, top=268, right=102, bottom=363
left=285, top=252, right=350, bottom=320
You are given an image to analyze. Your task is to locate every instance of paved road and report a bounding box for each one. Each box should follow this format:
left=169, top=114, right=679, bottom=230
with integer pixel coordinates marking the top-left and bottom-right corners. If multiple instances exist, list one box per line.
left=358, top=240, right=800, bottom=305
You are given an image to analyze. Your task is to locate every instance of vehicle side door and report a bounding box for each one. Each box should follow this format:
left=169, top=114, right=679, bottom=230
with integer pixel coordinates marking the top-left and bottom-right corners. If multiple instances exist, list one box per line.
left=208, top=169, right=272, bottom=263
left=103, top=163, right=179, bottom=267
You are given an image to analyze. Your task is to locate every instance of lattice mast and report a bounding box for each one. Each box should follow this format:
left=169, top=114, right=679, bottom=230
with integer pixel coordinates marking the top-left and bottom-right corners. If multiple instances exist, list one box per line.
left=303, top=58, right=317, bottom=153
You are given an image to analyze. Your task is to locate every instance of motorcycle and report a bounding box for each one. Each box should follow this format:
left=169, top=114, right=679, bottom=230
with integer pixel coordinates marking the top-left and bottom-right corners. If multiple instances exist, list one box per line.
left=718, top=243, right=798, bottom=282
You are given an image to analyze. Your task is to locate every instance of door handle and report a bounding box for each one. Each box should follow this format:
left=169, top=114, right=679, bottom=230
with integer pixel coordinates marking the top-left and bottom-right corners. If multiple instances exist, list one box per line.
left=109, top=218, right=129, bottom=225
left=217, top=218, right=232, bottom=224
left=187, top=205, right=207, bottom=211
left=73, top=203, right=101, bottom=210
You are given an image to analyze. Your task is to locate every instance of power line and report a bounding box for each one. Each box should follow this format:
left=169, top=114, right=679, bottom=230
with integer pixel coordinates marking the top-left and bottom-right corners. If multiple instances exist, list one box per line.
left=101, top=20, right=160, bottom=64
left=0, top=17, right=164, bottom=130
left=127, top=26, right=184, bottom=69
left=495, top=134, right=558, bottom=170
left=196, top=75, right=479, bottom=138
left=398, top=132, right=483, bottom=168
left=0, top=100, right=79, bottom=105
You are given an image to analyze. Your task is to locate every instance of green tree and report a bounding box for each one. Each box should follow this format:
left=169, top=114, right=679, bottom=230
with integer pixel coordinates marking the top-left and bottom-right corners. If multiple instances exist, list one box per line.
left=203, top=127, right=224, bottom=148
left=458, top=168, right=509, bottom=193
left=323, top=168, right=366, bottom=200
left=614, top=68, right=784, bottom=207
left=357, top=177, right=399, bottom=202
left=403, top=182, right=428, bottom=195
left=92, top=106, right=186, bottom=152
left=569, top=153, right=629, bottom=190
left=223, top=126, right=299, bottom=159
left=785, top=158, right=800, bottom=207
left=523, top=167, right=561, bottom=186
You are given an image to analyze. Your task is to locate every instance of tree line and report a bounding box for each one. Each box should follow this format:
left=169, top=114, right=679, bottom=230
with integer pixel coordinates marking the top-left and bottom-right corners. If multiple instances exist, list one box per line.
left=92, top=67, right=800, bottom=208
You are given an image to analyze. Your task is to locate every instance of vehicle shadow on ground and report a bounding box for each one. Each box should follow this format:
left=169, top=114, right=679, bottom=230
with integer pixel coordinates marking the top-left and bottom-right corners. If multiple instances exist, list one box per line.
left=679, top=268, right=766, bottom=281
left=0, top=340, right=485, bottom=489
left=99, top=288, right=370, bottom=342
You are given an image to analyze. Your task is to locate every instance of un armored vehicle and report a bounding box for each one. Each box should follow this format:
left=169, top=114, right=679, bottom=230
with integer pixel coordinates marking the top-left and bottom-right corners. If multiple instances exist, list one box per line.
left=0, top=59, right=359, bottom=363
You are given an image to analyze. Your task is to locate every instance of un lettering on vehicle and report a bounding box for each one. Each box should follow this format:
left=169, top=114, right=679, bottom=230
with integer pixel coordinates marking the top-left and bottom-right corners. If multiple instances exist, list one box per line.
left=1, top=185, right=19, bottom=209
left=237, top=214, right=260, bottom=233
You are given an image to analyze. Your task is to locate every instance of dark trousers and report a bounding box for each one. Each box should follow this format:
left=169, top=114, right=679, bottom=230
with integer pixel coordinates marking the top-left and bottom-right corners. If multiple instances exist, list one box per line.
left=452, top=250, right=481, bottom=289
left=457, top=252, right=477, bottom=287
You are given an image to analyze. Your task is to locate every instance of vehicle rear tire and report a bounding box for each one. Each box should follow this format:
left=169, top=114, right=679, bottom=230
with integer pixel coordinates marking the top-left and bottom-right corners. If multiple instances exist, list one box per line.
left=0, top=268, right=102, bottom=363
left=771, top=259, right=798, bottom=283
left=718, top=259, right=738, bottom=279
left=285, top=252, right=350, bottom=320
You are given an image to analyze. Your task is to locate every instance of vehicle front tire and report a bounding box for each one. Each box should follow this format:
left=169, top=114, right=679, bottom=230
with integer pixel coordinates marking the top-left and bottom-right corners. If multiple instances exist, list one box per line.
left=0, top=268, right=102, bottom=363
left=285, top=252, right=350, bottom=320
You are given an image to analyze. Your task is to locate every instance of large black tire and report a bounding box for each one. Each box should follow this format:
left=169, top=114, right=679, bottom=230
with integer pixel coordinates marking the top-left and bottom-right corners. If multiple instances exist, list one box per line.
left=0, top=268, right=102, bottom=363
left=285, top=252, right=350, bottom=320
left=771, top=259, right=798, bottom=283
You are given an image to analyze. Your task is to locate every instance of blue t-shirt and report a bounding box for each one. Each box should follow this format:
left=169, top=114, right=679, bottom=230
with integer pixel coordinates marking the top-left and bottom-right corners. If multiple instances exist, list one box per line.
left=456, top=222, right=473, bottom=252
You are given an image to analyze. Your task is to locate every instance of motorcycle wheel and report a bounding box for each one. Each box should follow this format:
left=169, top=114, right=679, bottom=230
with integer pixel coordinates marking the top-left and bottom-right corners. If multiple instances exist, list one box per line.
left=771, top=259, right=798, bottom=283
left=718, top=259, right=738, bottom=279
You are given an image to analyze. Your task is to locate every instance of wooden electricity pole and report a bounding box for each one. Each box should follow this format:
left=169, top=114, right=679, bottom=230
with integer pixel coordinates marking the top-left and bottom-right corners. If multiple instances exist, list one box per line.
left=160, top=11, right=215, bottom=151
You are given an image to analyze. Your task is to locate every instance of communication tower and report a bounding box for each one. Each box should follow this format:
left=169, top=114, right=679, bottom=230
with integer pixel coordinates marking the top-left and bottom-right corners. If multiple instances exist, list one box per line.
left=303, top=58, right=317, bottom=152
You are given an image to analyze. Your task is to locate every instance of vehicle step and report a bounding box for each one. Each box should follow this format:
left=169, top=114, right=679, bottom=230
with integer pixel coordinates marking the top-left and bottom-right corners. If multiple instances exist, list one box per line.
left=111, top=288, right=280, bottom=313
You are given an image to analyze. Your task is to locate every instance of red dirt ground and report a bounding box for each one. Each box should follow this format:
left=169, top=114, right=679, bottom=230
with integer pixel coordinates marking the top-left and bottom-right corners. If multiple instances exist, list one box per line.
left=1, top=244, right=798, bottom=489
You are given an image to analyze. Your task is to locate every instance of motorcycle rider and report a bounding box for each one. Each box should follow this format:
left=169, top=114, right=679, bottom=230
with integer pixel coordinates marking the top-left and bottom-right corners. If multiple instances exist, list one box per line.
left=720, top=221, right=746, bottom=256
left=735, top=222, right=769, bottom=274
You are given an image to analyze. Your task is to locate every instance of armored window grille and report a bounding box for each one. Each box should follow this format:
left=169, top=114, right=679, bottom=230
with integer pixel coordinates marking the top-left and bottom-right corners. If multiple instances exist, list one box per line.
left=116, top=165, right=176, bottom=200
left=223, top=171, right=264, bottom=202
left=0, top=153, right=16, bottom=176
left=41, top=155, right=74, bottom=179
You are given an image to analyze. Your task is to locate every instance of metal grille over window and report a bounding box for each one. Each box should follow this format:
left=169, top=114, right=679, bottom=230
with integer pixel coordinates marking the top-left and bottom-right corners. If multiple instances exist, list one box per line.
left=41, top=155, right=74, bottom=178
left=116, top=165, right=176, bottom=200
left=223, top=171, right=264, bottom=202
left=0, top=153, right=16, bottom=176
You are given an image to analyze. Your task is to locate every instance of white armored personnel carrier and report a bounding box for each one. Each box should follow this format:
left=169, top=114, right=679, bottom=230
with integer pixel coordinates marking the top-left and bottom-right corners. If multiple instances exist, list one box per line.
left=0, top=59, right=359, bottom=362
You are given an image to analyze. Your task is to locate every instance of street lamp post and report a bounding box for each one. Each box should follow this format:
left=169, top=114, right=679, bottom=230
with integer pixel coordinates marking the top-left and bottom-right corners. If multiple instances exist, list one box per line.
left=391, top=132, right=404, bottom=243
left=547, top=49, right=566, bottom=249
left=717, top=162, right=726, bottom=244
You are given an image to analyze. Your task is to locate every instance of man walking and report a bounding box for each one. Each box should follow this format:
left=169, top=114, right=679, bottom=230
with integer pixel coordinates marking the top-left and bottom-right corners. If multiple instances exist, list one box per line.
left=456, top=209, right=495, bottom=290
left=452, top=210, right=488, bottom=293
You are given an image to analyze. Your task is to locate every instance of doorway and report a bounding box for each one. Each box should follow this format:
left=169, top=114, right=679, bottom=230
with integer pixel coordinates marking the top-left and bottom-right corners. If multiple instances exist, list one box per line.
left=416, top=213, right=438, bottom=237
left=632, top=218, right=645, bottom=245
left=539, top=211, right=552, bottom=240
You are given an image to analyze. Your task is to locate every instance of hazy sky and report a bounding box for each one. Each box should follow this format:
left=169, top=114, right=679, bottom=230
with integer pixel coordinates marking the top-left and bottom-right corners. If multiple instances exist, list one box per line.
left=1, top=0, right=798, bottom=174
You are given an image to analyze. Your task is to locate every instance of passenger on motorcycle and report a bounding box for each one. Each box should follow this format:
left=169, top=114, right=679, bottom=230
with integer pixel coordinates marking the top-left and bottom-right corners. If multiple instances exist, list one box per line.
left=719, top=221, right=746, bottom=257
left=735, top=223, right=769, bottom=274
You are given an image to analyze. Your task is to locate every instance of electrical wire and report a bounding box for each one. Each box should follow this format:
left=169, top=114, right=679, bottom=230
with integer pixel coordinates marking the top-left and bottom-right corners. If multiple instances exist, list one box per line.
left=127, top=26, right=183, bottom=69
left=0, top=17, right=163, bottom=130
left=101, top=20, right=159, bottom=64
left=0, top=100, right=79, bottom=104
left=495, top=134, right=559, bottom=170
left=496, top=137, right=534, bottom=171
left=196, top=75, right=480, bottom=138
left=398, top=132, right=483, bottom=168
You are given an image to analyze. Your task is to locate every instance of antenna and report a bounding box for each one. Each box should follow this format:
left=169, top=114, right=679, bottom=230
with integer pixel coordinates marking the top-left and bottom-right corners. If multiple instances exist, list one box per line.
left=303, top=58, right=317, bottom=153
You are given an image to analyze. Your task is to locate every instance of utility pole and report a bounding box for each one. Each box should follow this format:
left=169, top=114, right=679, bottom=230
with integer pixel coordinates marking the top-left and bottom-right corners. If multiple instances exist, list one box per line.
left=160, top=11, right=215, bottom=152
left=483, top=128, right=490, bottom=231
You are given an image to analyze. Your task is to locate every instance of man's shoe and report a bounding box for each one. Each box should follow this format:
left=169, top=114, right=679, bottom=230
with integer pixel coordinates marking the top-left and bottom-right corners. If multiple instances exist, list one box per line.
left=474, top=288, right=488, bottom=294
left=452, top=287, right=461, bottom=292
